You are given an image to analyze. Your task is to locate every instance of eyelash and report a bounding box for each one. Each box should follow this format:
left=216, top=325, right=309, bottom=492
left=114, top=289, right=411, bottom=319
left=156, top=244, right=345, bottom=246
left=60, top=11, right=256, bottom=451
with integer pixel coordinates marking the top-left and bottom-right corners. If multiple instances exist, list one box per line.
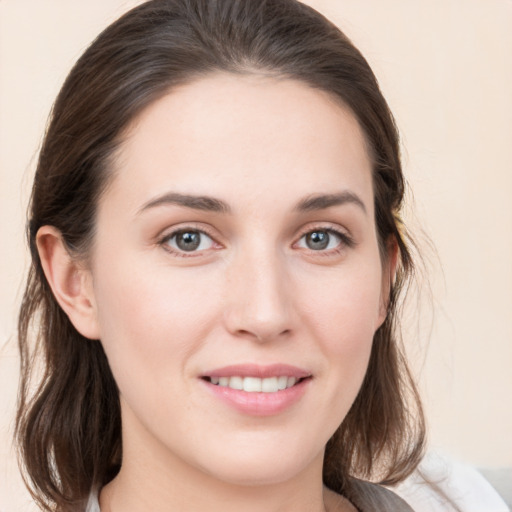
left=158, top=226, right=220, bottom=258
left=158, top=224, right=354, bottom=258
left=294, top=225, right=355, bottom=256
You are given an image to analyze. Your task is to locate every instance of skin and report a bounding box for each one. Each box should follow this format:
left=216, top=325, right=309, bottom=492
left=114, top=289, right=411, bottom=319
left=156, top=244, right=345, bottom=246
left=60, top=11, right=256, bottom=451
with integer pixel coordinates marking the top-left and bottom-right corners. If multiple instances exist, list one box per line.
left=38, top=73, right=394, bottom=512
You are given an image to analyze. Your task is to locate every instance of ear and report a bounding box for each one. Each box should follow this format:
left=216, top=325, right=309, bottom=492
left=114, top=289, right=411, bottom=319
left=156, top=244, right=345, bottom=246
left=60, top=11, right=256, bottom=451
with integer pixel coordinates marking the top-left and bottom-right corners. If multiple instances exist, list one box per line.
left=377, top=236, right=399, bottom=327
left=36, top=226, right=100, bottom=340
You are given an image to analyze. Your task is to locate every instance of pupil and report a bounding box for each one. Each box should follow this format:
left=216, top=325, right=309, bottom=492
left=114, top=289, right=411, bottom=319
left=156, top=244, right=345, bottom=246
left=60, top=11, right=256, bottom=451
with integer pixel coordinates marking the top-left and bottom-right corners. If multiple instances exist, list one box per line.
left=307, top=231, right=329, bottom=250
left=176, top=231, right=200, bottom=251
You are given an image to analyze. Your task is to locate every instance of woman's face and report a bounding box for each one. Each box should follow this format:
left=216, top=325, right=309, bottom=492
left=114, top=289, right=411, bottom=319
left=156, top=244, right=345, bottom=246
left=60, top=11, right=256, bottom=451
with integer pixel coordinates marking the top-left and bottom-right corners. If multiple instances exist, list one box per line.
left=87, top=73, right=390, bottom=486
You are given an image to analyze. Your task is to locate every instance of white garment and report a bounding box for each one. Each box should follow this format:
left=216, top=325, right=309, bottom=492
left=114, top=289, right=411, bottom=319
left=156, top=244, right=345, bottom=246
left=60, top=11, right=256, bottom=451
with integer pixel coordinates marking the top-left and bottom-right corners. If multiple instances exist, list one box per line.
left=392, top=452, right=510, bottom=512
left=85, top=490, right=100, bottom=512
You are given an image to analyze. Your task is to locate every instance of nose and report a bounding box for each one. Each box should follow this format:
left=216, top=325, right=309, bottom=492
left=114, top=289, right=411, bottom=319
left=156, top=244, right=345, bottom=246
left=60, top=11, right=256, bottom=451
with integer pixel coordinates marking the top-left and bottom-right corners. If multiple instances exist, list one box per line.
left=223, top=249, right=294, bottom=342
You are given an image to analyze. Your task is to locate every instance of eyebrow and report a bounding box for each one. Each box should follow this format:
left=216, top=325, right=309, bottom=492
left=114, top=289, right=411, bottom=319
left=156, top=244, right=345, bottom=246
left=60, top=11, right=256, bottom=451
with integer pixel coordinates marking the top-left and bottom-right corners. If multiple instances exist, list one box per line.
left=295, top=191, right=367, bottom=214
left=138, top=192, right=231, bottom=214
left=138, top=190, right=366, bottom=216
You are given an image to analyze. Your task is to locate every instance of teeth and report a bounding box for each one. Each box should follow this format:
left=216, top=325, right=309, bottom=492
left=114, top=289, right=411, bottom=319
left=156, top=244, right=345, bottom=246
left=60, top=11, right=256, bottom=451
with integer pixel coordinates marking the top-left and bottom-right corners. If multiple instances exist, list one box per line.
left=229, top=376, right=243, bottom=390
left=261, top=377, right=278, bottom=392
left=243, top=377, right=262, bottom=392
left=277, top=376, right=288, bottom=390
left=209, top=376, right=302, bottom=393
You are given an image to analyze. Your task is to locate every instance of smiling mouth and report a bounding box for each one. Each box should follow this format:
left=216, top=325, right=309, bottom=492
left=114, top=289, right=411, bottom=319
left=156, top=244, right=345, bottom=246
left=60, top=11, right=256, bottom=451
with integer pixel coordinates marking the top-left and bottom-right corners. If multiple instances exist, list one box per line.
left=202, top=375, right=310, bottom=393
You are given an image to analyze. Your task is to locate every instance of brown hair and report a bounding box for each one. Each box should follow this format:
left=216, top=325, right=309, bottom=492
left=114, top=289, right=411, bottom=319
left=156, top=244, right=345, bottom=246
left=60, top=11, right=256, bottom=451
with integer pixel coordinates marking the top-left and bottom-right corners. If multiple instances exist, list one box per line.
left=16, top=0, right=425, bottom=510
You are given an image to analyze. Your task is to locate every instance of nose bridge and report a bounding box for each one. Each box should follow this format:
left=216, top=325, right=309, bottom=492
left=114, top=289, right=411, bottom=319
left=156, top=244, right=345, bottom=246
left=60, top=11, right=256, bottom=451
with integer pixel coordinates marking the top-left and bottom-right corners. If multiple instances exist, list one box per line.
left=224, top=241, right=293, bottom=341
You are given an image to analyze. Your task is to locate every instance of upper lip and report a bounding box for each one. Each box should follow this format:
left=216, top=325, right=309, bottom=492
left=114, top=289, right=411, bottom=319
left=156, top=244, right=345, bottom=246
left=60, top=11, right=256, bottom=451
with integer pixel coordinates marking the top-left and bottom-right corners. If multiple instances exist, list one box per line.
left=202, top=364, right=312, bottom=379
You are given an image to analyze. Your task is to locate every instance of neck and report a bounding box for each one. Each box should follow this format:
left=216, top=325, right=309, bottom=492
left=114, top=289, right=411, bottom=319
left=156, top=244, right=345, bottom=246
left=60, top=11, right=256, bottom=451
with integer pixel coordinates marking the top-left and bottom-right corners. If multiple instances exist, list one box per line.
left=99, top=418, right=334, bottom=512
left=98, top=400, right=357, bottom=512
left=101, top=465, right=332, bottom=512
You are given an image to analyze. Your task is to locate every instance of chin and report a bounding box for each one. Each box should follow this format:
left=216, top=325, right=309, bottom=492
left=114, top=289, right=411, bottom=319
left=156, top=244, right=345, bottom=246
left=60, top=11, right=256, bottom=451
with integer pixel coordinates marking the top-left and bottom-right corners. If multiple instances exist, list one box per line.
left=193, top=437, right=323, bottom=487
left=204, top=461, right=307, bottom=487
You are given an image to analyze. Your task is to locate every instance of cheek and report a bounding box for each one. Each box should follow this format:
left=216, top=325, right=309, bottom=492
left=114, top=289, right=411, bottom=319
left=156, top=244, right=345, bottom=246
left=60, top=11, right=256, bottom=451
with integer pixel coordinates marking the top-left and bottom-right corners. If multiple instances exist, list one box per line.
left=299, top=262, right=383, bottom=350
left=91, top=256, right=221, bottom=386
left=297, top=260, right=383, bottom=397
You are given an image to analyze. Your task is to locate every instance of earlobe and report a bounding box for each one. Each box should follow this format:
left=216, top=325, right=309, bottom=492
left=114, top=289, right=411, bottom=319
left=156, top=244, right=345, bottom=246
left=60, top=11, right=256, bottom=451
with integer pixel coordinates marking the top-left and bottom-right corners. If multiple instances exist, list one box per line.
left=36, top=226, right=100, bottom=340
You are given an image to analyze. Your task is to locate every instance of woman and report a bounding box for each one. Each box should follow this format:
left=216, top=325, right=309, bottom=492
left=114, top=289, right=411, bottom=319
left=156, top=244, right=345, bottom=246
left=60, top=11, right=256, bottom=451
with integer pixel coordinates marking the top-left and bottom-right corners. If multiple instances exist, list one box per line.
left=16, top=1, right=425, bottom=510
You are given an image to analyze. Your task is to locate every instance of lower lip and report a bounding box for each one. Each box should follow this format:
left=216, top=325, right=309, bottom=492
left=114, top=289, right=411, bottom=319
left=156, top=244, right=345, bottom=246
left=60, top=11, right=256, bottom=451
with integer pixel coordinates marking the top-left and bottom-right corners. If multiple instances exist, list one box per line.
left=201, top=378, right=311, bottom=416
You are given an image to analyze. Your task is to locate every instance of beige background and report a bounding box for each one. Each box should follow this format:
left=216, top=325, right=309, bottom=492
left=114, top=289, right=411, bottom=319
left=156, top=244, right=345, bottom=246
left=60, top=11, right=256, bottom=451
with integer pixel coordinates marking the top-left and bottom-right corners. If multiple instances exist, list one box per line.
left=1, top=1, right=511, bottom=510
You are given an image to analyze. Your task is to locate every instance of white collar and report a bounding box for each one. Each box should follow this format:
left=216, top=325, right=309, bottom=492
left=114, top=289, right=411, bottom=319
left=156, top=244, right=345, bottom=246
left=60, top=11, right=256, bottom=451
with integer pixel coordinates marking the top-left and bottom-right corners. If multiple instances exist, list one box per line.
left=85, top=489, right=100, bottom=512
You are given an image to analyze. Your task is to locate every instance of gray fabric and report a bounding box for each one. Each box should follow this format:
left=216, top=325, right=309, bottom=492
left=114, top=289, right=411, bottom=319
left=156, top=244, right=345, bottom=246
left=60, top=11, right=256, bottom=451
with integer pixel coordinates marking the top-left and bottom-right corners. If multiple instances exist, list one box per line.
left=348, top=479, right=415, bottom=512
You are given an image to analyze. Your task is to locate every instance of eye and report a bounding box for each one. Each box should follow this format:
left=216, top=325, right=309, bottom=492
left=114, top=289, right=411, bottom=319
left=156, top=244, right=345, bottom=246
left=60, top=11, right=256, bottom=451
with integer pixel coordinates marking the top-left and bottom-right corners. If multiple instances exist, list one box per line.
left=163, top=229, right=216, bottom=253
left=296, top=229, right=347, bottom=251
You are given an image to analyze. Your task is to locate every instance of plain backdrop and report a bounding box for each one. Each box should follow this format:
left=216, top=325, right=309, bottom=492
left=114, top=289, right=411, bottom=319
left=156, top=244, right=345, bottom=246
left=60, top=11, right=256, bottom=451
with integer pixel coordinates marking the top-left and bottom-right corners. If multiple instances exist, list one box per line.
left=1, top=1, right=511, bottom=510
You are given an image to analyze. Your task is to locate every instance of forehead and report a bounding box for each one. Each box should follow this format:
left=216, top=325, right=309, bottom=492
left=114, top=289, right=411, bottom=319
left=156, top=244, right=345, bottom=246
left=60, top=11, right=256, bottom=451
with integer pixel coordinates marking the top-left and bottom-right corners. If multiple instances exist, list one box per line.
left=108, top=73, right=374, bottom=214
